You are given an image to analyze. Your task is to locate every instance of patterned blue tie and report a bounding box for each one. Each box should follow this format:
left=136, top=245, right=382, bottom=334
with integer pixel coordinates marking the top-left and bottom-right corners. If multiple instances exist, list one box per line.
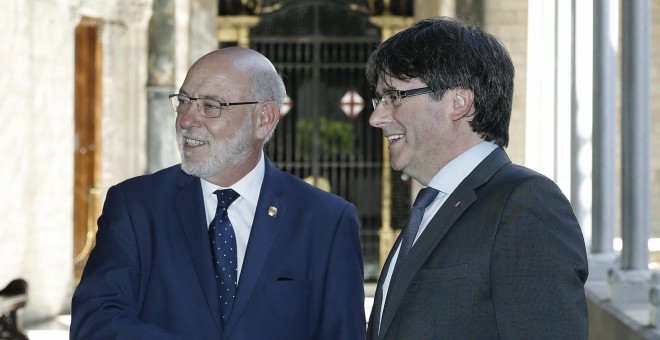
left=209, top=189, right=240, bottom=323
left=396, top=187, right=439, bottom=261
left=385, top=187, right=440, bottom=314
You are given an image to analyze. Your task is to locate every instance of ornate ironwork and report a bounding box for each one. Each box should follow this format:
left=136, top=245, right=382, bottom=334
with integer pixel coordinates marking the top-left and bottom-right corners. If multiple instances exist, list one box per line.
left=217, top=0, right=419, bottom=280
left=249, top=0, right=386, bottom=280
left=219, top=0, right=413, bottom=16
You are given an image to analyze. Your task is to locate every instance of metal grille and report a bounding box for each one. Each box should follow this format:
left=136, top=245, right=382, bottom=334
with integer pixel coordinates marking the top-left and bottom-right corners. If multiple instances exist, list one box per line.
left=250, top=0, right=383, bottom=280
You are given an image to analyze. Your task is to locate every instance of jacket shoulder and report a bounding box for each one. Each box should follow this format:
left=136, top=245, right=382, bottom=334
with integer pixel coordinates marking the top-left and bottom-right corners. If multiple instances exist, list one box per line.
left=111, top=164, right=187, bottom=193
left=275, top=169, right=349, bottom=206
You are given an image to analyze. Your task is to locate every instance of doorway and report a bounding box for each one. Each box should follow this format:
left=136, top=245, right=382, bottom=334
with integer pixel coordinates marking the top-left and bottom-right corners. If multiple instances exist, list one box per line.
left=250, top=1, right=384, bottom=280
left=73, top=18, right=103, bottom=283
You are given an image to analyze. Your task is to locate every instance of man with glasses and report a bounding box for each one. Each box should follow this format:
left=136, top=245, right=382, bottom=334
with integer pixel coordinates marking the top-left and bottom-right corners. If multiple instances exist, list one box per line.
left=71, top=47, right=366, bottom=339
left=366, top=17, right=588, bottom=339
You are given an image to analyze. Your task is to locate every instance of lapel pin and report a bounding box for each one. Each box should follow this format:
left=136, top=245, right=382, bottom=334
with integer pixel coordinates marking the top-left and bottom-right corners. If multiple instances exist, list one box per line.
left=455, top=201, right=462, bottom=208
left=268, top=206, right=278, bottom=217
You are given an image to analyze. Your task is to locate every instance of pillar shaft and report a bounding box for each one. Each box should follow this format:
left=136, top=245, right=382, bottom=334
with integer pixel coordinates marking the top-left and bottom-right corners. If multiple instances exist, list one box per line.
left=620, top=0, right=651, bottom=270
left=147, top=0, right=176, bottom=173
left=591, top=0, right=617, bottom=253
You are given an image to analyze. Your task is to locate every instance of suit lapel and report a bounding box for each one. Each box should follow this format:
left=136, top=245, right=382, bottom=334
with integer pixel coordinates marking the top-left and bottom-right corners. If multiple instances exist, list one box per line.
left=369, top=231, right=404, bottom=339
left=378, top=148, right=511, bottom=337
left=174, top=170, right=223, bottom=331
left=378, top=190, right=476, bottom=337
left=223, top=158, right=285, bottom=336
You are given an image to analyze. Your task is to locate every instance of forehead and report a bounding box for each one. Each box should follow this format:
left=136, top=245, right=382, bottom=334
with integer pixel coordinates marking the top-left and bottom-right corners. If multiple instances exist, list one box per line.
left=181, top=59, right=247, bottom=98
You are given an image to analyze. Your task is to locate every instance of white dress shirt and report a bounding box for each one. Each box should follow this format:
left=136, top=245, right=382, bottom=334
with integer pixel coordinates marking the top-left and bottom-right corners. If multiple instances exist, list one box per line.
left=378, top=141, right=498, bottom=331
left=201, top=153, right=265, bottom=284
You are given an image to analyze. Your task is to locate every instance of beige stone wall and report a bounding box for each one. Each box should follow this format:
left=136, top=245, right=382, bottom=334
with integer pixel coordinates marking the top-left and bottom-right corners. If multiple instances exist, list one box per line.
left=413, top=0, right=527, bottom=164
left=483, top=0, right=528, bottom=165
left=0, top=0, right=76, bottom=321
left=98, top=3, right=152, bottom=193
left=0, top=0, right=154, bottom=322
left=651, top=1, right=660, bottom=238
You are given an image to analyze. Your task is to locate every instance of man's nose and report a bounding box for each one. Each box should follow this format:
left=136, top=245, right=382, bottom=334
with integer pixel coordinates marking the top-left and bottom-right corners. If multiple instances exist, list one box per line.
left=177, top=102, right=203, bottom=128
left=369, top=103, right=390, bottom=128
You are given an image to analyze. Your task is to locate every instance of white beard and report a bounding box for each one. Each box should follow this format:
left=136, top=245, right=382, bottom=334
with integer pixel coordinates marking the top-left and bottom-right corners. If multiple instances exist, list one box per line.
left=177, top=117, right=253, bottom=178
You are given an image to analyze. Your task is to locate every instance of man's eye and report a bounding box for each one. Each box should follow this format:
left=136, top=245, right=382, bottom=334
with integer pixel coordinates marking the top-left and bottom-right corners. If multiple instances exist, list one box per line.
left=178, top=97, right=191, bottom=104
left=202, top=100, right=221, bottom=110
left=386, top=93, right=399, bottom=101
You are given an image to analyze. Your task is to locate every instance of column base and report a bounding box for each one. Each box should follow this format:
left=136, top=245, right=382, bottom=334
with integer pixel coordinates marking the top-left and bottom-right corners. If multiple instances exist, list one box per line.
left=608, top=268, right=660, bottom=305
left=588, top=252, right=620, bottom=281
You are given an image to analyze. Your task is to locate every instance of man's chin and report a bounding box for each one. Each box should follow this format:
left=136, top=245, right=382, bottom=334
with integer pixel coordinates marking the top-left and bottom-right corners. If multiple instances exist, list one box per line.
left=180, top=161, right=208, bottom=178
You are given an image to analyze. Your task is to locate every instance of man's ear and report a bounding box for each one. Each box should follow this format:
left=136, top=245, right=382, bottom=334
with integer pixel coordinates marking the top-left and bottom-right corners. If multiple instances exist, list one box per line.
left=255, top=101, right=280, bottom=140
left=451, top=88, right=475, bottom=121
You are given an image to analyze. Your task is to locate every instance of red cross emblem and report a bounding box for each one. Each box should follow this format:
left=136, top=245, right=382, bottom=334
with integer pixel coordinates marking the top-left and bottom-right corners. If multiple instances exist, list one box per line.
left=339, top=90, right=364, bottom=119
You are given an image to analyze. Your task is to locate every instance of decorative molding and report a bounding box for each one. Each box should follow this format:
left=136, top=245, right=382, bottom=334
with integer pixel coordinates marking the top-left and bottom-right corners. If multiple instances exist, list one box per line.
left=119, top=0, right=153, bottom=25
left=369, top=15, right=415, bottom=40
left=217, top=15, right=261, bottom=47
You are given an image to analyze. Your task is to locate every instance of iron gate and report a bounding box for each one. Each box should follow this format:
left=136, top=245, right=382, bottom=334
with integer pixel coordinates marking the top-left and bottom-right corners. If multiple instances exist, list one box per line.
left=250, top=0, right=384, bottom=280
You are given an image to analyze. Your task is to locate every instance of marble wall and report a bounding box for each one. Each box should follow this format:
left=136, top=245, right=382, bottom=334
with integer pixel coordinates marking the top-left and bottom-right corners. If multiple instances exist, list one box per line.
left=0, top=0, right=77, bottom=322
left=0, top=0, right=153, bottom=322
left=483, top=0, right=529, bottom=167
left=652, top=0, right=660, bottom=244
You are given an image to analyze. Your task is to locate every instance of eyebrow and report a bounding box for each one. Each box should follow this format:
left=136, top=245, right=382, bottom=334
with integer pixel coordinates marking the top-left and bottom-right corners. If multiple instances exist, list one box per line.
left=374, top=87, right=397, bottom=98
left=178, top=90, right=226, bottom=102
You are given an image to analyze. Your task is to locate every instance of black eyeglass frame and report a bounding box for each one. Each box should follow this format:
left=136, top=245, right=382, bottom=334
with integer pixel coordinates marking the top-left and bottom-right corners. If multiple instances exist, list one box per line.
left=169, top=93, right=259, bottom=118
left=371, top=86, right=434, bottom=110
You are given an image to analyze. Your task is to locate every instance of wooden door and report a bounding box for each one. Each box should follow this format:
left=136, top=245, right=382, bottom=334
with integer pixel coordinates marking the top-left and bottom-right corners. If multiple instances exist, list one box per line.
left=73, top=18, right=102, bottom=283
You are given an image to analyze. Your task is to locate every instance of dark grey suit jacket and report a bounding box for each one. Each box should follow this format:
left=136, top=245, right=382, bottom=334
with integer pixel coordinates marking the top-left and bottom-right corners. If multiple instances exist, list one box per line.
left=367, top=147, right=589, bottom=339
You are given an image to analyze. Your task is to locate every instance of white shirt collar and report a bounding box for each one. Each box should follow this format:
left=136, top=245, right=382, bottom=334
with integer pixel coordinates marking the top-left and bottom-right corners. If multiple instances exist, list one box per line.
left=200, top=152, right=265, bottom=206
left=427, top=141, right=498, bottom=195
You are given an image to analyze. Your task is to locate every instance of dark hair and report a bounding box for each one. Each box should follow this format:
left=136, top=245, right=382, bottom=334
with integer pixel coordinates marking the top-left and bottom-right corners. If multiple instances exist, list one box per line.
left=366, top=17, right=514, bottom=147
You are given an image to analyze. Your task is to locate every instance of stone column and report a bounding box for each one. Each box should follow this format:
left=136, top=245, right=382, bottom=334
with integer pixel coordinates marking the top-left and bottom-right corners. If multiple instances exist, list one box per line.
left=608, top=0, right=653, bottom=304
left=588, top=0, right=619, bottom=280
left=188, top=0, right=218, bottom=62
left=620, top=0, right=650, bottom=271
left=147, top=0, right=177, bottom=173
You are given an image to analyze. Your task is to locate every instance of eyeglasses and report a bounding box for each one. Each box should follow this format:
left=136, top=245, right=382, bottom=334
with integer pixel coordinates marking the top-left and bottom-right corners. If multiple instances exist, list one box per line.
left=169, top=93, right=259, bottom=118
left=371, top=87, right=434, bottom=110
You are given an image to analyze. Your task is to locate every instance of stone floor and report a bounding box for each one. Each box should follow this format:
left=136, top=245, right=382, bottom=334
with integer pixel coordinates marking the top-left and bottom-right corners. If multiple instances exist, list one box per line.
left=25, top=315, right=70, bottom=340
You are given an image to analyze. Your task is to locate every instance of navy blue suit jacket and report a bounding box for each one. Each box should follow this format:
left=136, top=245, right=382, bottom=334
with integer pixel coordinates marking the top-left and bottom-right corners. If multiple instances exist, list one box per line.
left=71, top=157, right=365, bottom=339
left=367, top=147, right=589, bottom=339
